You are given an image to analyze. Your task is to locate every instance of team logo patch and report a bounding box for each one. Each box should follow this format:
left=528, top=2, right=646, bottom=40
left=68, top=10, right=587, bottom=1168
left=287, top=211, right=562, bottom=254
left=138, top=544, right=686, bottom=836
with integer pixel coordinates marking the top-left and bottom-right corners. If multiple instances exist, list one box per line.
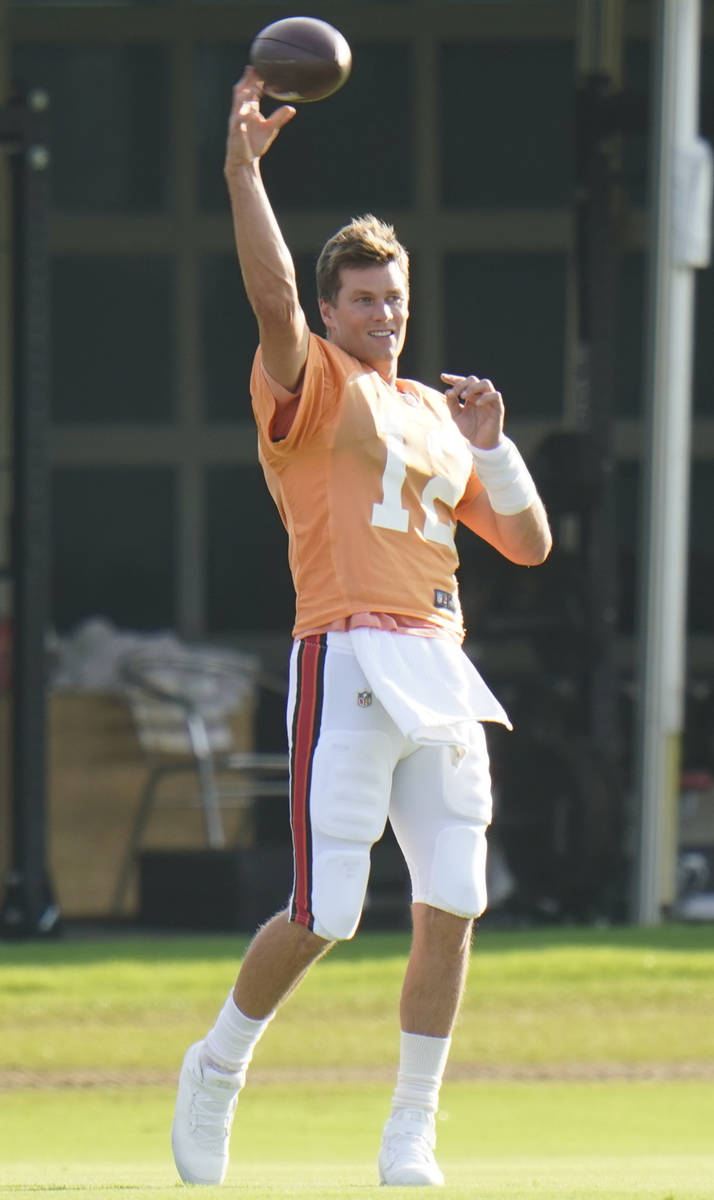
left=434, top=588, right=456, bottom=613
left=357, top=690, right=373, bottom=708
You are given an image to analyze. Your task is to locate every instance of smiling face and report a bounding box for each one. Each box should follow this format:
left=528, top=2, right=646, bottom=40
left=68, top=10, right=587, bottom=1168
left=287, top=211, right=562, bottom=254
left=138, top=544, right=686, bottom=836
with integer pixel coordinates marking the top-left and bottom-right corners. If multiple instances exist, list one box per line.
left=318, top=262, right=409, bottom=385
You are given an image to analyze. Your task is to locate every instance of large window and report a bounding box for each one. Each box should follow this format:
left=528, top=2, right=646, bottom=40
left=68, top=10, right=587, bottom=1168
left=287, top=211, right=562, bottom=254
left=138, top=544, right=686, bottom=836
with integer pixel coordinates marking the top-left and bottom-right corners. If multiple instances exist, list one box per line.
left=6, top=1, right=714, bottom=653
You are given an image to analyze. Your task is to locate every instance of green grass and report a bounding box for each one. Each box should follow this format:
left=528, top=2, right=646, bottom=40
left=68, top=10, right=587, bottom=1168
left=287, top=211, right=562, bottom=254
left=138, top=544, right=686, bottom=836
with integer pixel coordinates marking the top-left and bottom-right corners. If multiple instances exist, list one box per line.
left=1, top=1081, right=712, bottom=1198
left=0, top=925, right=712, bottom=1197
left=1, top=925, right=712, bottom=1072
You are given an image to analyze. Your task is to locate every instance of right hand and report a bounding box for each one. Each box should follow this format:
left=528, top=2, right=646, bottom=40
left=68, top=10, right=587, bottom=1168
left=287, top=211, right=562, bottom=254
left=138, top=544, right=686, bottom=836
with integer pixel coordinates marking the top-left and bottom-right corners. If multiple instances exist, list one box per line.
left=224, top=66, right=296, bottom=178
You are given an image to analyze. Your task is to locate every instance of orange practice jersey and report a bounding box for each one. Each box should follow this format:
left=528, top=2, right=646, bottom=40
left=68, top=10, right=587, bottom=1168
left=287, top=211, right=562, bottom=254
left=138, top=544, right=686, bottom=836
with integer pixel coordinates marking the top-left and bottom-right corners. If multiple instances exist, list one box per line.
left=250, top=334, right=485, bottom=640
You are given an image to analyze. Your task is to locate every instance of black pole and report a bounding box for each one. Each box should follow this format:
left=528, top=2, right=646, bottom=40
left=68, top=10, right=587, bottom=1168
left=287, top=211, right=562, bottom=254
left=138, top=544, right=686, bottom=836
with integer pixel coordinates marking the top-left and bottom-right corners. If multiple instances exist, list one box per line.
left=573, top=73, right=627, bottom=768
left=0, top=91, right=61, bottom=938
left=575, top=74, right=623, bottom=759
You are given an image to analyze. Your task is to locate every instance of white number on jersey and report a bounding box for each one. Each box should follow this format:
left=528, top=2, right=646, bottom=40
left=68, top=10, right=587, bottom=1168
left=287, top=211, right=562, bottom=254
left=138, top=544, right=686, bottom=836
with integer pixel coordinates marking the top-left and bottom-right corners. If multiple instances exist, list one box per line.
left=371, top=432, right=410, bottom=533
left=422, top=474, right=461, bottom=547
left=371, top=428, right=458, bottom=549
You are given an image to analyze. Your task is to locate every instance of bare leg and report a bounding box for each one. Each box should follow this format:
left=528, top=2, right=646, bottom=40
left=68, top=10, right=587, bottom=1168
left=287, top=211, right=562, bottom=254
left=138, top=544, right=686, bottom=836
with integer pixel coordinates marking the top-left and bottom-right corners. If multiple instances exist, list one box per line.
left=232, top=907, right=333, bottom=1019
left=400, top=902, right=473, bottom=1037
left=378, top=904, right=471, bottom=1185
left=172, top=908, right=330, bottom=1185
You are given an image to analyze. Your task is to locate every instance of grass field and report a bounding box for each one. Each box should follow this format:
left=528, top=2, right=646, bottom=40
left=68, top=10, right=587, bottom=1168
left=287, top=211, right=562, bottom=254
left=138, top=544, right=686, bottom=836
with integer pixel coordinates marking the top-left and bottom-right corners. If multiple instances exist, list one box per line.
left=0, top=924, right=712, bottom=1198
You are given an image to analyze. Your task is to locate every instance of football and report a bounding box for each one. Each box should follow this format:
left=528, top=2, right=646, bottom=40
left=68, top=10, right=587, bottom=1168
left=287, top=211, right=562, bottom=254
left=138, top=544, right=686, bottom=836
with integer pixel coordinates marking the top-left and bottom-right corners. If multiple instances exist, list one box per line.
left=249, top=16, right=352, bottom=103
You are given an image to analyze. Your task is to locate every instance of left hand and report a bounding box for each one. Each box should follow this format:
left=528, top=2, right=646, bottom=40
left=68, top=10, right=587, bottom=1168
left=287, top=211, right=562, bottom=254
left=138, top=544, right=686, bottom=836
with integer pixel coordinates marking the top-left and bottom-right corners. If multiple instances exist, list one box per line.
left=441, top=373, right=504, bottom=450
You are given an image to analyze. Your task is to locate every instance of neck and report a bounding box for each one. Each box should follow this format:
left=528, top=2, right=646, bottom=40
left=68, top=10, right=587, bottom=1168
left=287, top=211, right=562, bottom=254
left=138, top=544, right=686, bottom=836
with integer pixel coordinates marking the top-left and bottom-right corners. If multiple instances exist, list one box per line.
left=323, top=332, right=398, bottom=385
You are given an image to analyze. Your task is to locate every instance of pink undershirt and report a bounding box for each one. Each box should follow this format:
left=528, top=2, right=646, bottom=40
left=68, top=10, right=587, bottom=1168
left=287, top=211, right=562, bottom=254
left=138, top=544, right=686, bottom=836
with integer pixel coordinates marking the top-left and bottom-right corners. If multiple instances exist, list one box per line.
left=301, top=611, right=450, bottom=639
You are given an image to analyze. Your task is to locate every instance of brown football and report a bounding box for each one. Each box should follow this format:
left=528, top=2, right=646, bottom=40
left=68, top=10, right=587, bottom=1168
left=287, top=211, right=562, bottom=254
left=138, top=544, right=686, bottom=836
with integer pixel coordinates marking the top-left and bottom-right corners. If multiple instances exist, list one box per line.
left=249, top=16, right=352, bottom=103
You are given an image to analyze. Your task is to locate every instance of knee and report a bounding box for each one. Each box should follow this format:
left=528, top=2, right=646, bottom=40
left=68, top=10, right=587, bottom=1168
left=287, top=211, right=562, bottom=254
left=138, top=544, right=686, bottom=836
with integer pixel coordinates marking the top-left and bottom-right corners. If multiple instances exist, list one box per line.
left=412, top=902, right=474, bottom=955
left=278, top=906, right=335, bottom=961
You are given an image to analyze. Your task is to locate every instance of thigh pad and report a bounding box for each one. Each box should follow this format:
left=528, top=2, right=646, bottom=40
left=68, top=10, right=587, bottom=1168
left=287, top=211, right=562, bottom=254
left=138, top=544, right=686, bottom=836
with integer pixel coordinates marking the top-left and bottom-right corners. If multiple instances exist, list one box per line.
left=445, top=724, right=493, bottom=824
left=310, top=729, right=393, bottom=843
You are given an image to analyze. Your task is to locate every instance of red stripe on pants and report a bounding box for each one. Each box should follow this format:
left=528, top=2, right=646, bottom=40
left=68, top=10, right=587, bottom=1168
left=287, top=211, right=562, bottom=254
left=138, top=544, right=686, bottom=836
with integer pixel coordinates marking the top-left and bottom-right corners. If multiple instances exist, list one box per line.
left=290, top=636, right=325, bottom=930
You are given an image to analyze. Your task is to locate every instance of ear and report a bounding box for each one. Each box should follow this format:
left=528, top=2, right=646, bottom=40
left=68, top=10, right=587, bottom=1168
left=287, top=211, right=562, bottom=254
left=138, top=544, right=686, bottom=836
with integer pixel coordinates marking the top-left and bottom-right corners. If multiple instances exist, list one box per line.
left=319, top=297, right=335, bottom=329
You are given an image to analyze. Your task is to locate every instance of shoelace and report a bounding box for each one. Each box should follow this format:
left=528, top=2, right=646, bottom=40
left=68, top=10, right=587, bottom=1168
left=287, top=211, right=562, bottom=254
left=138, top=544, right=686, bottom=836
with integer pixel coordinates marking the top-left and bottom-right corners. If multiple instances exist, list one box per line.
left=383, top=1118, right=437, bottom=1168
left=385, top=1134, right=436, bottom=1167
left=190, top=1078, right=239, bottom=1150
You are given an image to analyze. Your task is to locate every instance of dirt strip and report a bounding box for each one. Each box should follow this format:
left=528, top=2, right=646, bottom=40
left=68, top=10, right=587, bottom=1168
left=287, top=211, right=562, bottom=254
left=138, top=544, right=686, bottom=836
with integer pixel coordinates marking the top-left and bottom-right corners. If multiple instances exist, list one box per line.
left=2, top=1062, right=714, bottom=1090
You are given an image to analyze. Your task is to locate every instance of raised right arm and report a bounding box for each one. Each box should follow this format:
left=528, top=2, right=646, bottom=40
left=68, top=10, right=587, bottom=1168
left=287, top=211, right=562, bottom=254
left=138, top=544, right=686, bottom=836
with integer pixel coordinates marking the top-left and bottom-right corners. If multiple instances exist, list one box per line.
left=224, top=68, right=309, bottom=393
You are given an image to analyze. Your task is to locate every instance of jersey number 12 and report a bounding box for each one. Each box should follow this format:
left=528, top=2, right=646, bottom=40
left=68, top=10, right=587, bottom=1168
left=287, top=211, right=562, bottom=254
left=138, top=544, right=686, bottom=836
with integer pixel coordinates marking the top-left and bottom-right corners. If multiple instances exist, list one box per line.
left=371, top=429, right=460, bottom=549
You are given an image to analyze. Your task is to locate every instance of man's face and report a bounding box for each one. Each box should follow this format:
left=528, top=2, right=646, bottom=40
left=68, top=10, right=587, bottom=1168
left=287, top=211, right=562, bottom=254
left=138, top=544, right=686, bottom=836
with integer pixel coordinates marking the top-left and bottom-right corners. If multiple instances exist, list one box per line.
left=318, top=262, right=409, bottom=382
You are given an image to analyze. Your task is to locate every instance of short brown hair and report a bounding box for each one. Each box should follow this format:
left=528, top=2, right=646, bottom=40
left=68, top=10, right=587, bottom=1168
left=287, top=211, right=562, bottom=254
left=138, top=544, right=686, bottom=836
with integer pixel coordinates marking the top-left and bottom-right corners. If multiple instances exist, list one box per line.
left=316, top=214, right=410, bottom=304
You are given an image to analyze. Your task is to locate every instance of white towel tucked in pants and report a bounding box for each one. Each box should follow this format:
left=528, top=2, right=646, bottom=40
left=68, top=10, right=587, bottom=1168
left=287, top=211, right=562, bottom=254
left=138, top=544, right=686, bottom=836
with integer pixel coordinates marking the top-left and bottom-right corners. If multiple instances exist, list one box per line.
left=347, top=628, right=511, bottom=752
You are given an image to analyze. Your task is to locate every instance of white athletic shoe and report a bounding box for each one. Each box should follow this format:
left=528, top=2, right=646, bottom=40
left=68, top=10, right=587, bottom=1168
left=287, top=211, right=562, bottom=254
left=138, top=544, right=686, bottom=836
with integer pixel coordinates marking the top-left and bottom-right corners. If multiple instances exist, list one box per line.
left=171, top=1041, right=242, bottom=1185
left=378, top=1108, right=445, bottom=1187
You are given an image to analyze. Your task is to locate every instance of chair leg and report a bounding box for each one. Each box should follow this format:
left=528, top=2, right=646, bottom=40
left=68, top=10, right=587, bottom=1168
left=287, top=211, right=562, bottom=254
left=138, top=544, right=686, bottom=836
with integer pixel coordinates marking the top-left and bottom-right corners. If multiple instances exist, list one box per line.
left=187, top=712, right=226, bottom=848
left=111, top=769, right=164, bottom=915
left=195, top=757, right=226, bottom=848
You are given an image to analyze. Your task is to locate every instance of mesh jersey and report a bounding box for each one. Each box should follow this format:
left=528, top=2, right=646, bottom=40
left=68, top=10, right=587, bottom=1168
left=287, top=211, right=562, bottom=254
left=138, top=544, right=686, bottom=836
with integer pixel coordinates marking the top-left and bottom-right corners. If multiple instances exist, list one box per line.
left=250, top=333, right=484, bottom=641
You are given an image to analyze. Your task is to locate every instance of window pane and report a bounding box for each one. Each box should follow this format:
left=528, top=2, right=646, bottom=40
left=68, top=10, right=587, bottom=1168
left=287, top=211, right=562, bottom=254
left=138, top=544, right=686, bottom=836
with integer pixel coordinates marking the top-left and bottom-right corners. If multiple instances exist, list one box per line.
left=618, top=252, right=713, bottom=419
left=11, top=43, right=171, bottom=211
left=440, top=40, right=574, bottom=207
left=612, top=460, right=638, bottom=635
left=51, top=256, right=176, bottom=424
left=13, top=1, right=165, bottom=6
left=196, top=41, right=414, bottom=211
left=615, top=461, right=714, bottom=637
left=621, top=37, right=713, bottom=216
left=200, top=254, right=257, bottom=423
left=694, top=259, right=714, bottom=416
left=696, top=39, right=714, bottom=414
left=293, top=252, right=323, bottom=333
left=52, top=467, right=176, bottom=631
left=443, top=253, right=567, bottom=416
left=689, top=462, right=714, bottom=634
left=201, top=249, right=327, bottom=422
left=429, top=0, right=569, bottom=4
left=192, top=0, right=407, bottom=4
left=205, top=465, right=294, bottom=633
left=621, top=40, right=649, bottom=208
left=616, top=253, right=645, bottom=418
left=703, top=38, right=714, bottom=145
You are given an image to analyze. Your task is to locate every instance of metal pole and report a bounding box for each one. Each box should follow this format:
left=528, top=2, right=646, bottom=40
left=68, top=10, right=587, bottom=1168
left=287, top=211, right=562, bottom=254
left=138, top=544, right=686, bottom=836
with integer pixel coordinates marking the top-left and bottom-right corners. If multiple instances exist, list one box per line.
left=0, top=91, right=61, bottom=937
left=635, top=0, right=712, bottom=923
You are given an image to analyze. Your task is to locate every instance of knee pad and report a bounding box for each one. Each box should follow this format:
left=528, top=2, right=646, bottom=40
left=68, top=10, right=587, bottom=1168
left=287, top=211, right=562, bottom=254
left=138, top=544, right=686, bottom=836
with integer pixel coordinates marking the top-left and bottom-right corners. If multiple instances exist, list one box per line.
left=308, top=729, right=393, bottom=940
left=311, top=846, right=371, bottom=941
left=426, top=825, right=488, bottom=919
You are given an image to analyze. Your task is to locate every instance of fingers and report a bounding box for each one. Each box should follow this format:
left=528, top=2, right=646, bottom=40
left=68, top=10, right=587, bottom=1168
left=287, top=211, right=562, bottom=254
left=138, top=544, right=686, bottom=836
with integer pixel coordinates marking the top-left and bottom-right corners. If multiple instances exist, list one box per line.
left=234, top=65, right=263, bottom=97
left=228, top=69, right=296, bottom=137
left=441, top=373, right=501, bottom=406
left=225, top=69, right=296, bottom=172
left=229, top=67, right=262, bottom=124
left=267, top=104, right=297, bottom=132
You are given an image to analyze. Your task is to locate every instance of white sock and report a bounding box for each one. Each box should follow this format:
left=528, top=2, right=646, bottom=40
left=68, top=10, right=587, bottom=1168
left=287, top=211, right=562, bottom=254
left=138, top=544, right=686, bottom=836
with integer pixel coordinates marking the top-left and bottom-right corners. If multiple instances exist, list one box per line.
left=390, top=1031, right=452, bottom=1115
left=201, top=993, right=273, bottom=1081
